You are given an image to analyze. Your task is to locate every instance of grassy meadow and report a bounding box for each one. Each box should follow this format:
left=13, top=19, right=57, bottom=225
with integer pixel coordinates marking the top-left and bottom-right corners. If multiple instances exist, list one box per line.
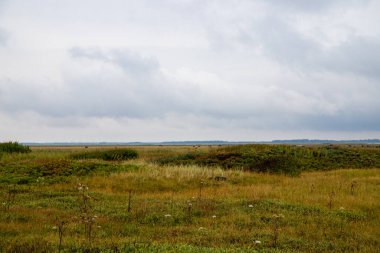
left=0, top=144, right=379, bottom=252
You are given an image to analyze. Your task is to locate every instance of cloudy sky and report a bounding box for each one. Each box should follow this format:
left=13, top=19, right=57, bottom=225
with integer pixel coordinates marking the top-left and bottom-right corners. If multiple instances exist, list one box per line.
left=0, top=0, right=379, bottom=142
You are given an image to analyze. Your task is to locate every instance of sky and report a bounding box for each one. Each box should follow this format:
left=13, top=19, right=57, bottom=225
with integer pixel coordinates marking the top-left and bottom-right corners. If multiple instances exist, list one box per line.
left=0, top=0, right=379, bottom=142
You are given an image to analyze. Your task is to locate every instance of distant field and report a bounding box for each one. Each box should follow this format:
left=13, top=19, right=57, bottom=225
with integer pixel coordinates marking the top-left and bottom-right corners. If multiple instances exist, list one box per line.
left=0, top=144, right=379, bottom=252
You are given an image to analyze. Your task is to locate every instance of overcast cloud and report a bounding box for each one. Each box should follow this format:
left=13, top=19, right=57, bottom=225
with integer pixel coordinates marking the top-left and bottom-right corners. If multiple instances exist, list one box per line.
left=0, top=28, right=7, bottom=46
left=0, top=0, right=379, bottom=142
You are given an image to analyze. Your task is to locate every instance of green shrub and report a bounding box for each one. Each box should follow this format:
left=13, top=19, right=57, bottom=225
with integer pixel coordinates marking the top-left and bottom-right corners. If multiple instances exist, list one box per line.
left=245, top=154, right=301, bottom=176
left=71, top=149, right=138, bottom=161
left=0, top=142, right=31, bottom=153
left=30, top=158, right=72, bottom=177
left=155, top=144, right=380, bottom=175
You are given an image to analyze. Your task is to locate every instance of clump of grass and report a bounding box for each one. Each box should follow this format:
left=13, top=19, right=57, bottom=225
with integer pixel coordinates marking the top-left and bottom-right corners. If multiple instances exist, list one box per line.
left=0, top=142, right=31, bottom=154
left=71, top=149, right=138, bottom=161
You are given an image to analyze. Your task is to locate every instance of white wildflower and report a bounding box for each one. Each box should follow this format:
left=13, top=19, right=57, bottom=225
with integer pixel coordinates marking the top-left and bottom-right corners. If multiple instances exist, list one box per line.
left=255, top=240, right=261, bottom=244
left=248, top=204, right=253, bottom=208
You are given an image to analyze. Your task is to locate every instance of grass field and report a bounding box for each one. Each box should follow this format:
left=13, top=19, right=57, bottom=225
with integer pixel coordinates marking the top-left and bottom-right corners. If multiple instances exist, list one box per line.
left=0, top=144, right=379, bottom=252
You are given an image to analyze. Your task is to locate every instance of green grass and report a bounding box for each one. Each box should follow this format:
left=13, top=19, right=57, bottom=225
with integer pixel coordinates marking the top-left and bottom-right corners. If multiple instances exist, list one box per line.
left=0, top=145, right=379, bottom=252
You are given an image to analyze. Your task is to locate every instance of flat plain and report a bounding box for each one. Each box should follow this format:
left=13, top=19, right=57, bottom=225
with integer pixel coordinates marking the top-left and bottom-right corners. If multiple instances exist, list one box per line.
left=0, top=144, right=379, bottom=252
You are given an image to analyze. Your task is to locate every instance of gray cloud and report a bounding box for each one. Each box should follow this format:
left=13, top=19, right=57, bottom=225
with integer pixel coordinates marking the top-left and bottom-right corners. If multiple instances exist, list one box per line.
left=0, top=0, right=379, bottom=141
left=70, top=47, right=159, bottom=77
left=263, top=0, right=369, bottom=12
left=251, top=17, right=380, bottom=79
left=252, top=17, right=319, bottom=67
left=0, top=48, right=201, bottom=119
left=65, top=48, right=201, bottom=118
left=203, top=3, right=380, bottom=81
left=0, top=28, right=8, bottom=46
left=321, top=37, right=380, bottom=79
left=2, top=46, right=379, bottom=132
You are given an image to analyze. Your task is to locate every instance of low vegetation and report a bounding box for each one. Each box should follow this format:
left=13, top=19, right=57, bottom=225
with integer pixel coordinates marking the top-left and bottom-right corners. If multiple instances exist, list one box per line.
left=0, top=144, right=379, bottom=252
left=0, top=142, right=31, bottom=154
left=156, top=144, right=380, bottom=175
left=71, top=149, right=138, bottom=161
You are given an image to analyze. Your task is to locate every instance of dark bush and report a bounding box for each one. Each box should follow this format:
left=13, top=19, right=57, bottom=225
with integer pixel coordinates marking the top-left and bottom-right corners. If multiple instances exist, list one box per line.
left=244, top=154, right=301, bottom=176
left=101, top=149, right=138, bottom=161
left=0, top=142, right=31, bottom=153
left=71, top=149, right=138, bottom=161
